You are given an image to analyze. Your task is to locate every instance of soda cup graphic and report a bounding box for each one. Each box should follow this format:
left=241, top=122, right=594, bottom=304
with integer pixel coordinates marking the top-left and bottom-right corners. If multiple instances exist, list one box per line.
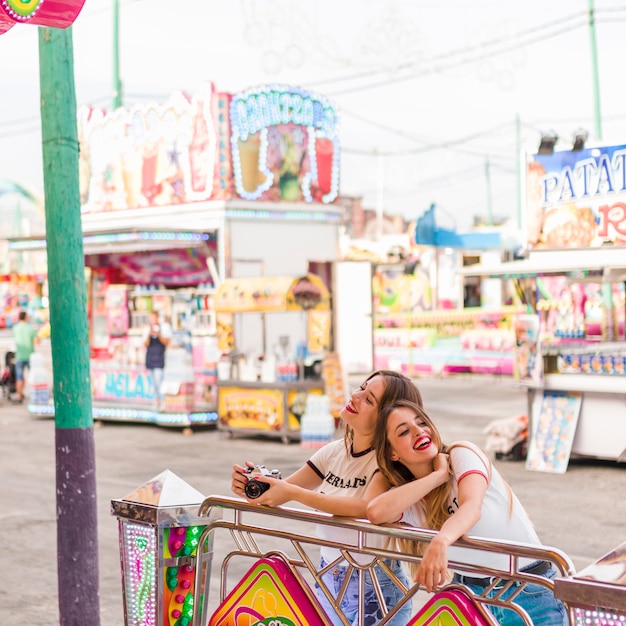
left=189, top=102, right=210, bottom=192
left=315, top=137, right=334, bottom=195
left=238, top=133, right=262, bottom=192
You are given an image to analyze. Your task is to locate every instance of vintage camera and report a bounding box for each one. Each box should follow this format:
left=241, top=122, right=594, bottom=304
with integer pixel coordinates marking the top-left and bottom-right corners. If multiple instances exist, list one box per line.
left=243, top=464, right=282, bottom=499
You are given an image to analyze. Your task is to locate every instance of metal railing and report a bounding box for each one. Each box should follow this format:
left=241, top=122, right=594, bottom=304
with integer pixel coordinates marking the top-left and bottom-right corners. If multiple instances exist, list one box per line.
left=191, top=495, right=579, bottom=626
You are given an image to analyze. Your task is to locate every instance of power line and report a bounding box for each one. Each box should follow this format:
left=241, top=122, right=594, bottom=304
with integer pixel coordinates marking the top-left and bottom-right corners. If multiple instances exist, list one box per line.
left=324, top=15, right=591, bottom=96
left=307, top=10, right=590, bottom=90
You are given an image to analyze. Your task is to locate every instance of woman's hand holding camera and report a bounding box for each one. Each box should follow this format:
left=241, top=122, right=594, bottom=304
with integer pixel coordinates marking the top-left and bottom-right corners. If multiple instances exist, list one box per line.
left=231, top=461, right=286, bottom=505
left=231, top=461, right=254, bottom=498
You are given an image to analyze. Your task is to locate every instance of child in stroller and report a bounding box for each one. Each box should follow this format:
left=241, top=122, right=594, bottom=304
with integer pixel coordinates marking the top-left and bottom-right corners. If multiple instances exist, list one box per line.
left=1, top=351, right=17, bottom=400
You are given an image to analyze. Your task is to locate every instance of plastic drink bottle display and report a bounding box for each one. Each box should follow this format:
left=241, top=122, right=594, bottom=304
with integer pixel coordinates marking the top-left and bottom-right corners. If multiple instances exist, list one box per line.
left=300, top=394, right=334, bottom=449
left=29, top=353, right=50, bottom=404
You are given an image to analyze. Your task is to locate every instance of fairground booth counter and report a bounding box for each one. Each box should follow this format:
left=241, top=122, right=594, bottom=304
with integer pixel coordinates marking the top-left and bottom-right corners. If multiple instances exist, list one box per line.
left=347, top=220, right=522, bottom=377
left=9, top=81, right=343, bottom=428
left=11, top=229, right=221, bottom=426
left=213, top=273, right=345, bottom=443
left=462, top=141, right=626, bottom=470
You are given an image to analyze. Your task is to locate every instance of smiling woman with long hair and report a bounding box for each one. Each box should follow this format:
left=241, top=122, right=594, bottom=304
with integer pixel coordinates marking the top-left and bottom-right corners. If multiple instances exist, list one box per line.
left=366, top=399, right=568, bottom=626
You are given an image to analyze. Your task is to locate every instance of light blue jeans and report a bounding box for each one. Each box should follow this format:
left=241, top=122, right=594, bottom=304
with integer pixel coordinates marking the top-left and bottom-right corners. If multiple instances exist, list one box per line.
left=149, top=368, right=164, bottom=402
left=315, top=557, right=412, bottom=626
left=453, top=565, right=568, bottom=625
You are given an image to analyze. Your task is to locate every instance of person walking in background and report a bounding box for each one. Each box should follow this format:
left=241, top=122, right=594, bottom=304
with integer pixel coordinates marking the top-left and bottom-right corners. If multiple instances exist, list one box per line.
left=366, top=399, right=568, bottom=625
left=12, top=310, right=39, bottom=404
left=144, top=311, right=171, bottom=409
left=231, top=369, right=423, bottom=626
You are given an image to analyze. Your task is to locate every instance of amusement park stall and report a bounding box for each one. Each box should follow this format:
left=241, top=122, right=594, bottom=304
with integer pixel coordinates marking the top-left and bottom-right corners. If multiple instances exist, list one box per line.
left=461, top=141, right=626, bottom=469
left=213, top=273, right=340, bottom=443
left=8, top=80, right=344, bottom=427
left=10, top=229, right=221, bottom=426
left=369, top=243, right=520, bottom=377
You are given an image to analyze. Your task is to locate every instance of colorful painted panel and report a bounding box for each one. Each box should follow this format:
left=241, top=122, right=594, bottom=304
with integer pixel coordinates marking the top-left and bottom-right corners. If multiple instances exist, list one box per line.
left=163, top=526, right=205, bottom=626
left=209, top=556, right=329, bottom=626
left=407, top=586, right=498, bottom=626
left=218, top=387, right=285, bottom=431
left=526, top=390, right=582, bottom=473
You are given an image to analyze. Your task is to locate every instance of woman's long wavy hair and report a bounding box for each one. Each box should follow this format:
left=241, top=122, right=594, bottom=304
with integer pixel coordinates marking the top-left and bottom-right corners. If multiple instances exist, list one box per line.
left=343, top=370, right=423, bottom=451
left=373, top=399, right=454, bottom=574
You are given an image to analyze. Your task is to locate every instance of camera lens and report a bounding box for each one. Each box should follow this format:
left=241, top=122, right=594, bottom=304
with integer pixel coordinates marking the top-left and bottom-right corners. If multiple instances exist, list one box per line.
left=244, top=479, right=268, bottom=499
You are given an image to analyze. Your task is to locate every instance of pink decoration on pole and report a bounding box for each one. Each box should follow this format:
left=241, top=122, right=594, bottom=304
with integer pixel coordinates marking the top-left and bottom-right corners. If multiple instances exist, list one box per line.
left=0, top=0, right=86, bottom=34
left=0, top=13, right=14, bottom=34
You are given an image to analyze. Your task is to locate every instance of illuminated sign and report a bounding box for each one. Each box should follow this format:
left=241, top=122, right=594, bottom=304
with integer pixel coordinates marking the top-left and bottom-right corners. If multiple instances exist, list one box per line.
left=230, top=85, right=340, bottom=204
left=78, top=82, right=218, bottom=212
left=77, top=83, right=341, bottom=212
left=527, top=144, right=626, bottom=248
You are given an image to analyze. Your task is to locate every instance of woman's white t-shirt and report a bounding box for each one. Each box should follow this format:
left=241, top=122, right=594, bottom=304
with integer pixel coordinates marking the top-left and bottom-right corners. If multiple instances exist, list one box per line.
left=399, top=443, right=542, bottom=573
left=307, top=438, right=380, bottom=564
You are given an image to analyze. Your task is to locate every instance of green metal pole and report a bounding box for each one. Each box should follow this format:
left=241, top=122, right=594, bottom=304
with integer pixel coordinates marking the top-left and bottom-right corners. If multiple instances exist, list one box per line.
left=38, top=26, right=100, bottom=625
left=485, top=156, right=493, bottom=226
left=588, top=0, right=603, bottom=139
left=112, top=0, right=122, bottom=109
left=515, top=114, right=522, bottom=230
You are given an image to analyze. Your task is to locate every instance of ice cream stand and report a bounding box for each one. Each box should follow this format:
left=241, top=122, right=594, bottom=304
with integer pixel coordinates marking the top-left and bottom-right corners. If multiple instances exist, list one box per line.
left=214, top=273, right=332, bottom=443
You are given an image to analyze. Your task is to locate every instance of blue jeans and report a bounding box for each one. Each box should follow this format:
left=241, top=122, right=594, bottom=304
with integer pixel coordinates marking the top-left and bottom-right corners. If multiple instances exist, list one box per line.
left=149, top=368, right=164, bottom=402
left=15, top=360, right=29, bottom=382
left=315, top=557, right=412, bottom=626
left=453, top=565, right=568, bottom=625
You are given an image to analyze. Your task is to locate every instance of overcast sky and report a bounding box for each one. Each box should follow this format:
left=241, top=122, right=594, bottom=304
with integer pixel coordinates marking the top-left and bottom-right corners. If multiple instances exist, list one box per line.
left=2, top=0, right=626, bottom=231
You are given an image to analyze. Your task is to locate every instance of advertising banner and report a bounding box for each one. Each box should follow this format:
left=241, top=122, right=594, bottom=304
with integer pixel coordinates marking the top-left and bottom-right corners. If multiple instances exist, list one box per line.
left=527, top=144, right=626, bottom=248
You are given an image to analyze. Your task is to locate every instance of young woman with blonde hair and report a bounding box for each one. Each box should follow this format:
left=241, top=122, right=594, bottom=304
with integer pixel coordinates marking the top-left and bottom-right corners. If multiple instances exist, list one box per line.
left=366, top=399, right=568, bottom=625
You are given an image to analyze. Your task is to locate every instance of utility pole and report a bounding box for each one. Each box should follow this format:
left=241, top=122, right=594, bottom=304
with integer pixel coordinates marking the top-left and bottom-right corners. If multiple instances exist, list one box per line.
left=38, top=26, right=100, bottom=625
left=588, top=0, right=602, bottom=139
left=484, top=156, right=493, bottom=226
left=515, top=114, right=522, bottom=231
left=376, top=150, right=384, bottom=240
left=112, top=0, right=122, bottom=109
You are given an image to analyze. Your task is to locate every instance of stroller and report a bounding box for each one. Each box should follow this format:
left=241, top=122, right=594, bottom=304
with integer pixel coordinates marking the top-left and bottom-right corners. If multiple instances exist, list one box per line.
left=1, top=351, right=17, bottom=400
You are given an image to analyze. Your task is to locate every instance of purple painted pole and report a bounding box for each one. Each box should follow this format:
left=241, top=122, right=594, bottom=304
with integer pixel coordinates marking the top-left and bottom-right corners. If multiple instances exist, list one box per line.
left=38, top=26, right=100, bottom=625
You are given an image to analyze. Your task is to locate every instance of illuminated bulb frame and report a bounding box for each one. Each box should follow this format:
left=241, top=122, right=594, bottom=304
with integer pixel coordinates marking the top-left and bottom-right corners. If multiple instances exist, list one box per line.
left=229, top=84, right=340, bottom=204
left=121, top=522, right=157, bottom=626
left=8, top=231, right=210, bottom=252
left=27, top=402, right=218, bottom=426
left=573, top=608, right=626, bottom=625
left=2, top=0, right=43, bottom=20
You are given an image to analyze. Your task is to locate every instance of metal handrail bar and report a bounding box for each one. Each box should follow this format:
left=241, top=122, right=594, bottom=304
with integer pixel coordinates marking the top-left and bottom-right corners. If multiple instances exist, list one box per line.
left=193, top=495, right=577, bottom=626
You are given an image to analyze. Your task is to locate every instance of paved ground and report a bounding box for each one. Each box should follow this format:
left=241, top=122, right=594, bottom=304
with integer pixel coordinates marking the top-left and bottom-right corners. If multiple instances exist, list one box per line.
left=2, top=374, right=625, bottom=625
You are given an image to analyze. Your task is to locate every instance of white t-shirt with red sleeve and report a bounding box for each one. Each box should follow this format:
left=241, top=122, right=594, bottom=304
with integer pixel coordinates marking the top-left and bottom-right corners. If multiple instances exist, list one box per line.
left=399, top=442, right=542, bottom=573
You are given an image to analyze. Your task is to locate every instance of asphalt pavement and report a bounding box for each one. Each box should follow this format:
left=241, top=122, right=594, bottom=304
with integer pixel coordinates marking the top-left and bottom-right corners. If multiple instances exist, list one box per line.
left=2, top=374, right=625, bottom=625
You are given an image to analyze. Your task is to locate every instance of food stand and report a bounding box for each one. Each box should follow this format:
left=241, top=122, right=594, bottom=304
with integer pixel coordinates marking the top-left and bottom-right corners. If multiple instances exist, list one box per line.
left=462, top=247, right=626, bottom=465
left=371, top=251, right=520, bottom=376
left=214, top=273, right=332, bottom=443
left=11, top=229, right=221, bottom=427
left=460, top=141, right=626, bottom=468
